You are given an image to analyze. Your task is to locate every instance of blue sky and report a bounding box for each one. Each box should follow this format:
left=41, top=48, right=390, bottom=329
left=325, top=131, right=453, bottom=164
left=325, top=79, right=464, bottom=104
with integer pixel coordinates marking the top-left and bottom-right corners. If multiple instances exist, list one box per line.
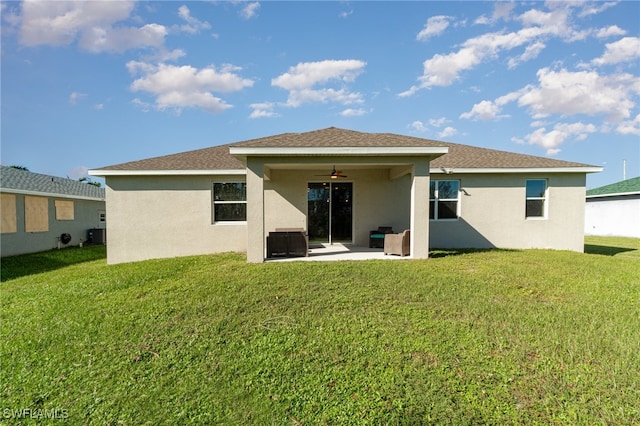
left=2, top=1, right=639, bottom=189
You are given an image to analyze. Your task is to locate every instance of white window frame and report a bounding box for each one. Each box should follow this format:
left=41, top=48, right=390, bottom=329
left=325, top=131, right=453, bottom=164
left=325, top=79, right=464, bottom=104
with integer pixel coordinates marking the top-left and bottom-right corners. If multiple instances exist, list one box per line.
left=525, top=179, right=548, bottom=219
left=212, top=182, right=247, bottom=224
left=430, top=180, right=460, bottom=221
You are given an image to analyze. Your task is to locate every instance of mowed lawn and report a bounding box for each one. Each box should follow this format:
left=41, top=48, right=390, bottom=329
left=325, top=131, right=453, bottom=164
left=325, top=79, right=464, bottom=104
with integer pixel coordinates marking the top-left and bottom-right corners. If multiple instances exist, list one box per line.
left=1, top=237, right=639, bottom=425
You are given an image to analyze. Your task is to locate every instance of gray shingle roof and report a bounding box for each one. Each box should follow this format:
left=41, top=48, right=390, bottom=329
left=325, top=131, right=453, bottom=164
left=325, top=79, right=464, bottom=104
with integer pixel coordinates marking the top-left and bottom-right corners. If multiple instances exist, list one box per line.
left=0, top=166, right=105, bottom=200
left=92, top=127, right=596, bottom=172
left=587, top=176, right=640, bottom=197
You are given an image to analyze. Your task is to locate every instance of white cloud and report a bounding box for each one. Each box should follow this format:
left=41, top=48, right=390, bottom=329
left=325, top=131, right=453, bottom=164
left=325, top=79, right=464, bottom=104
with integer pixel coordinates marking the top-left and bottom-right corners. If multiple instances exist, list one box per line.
left=239, top=2, right=260, bottom=20
left=460, top=100, right=502, bottom=121
left=416, top=16, right=452, bottom=41
left=578, top=1, right=617, bottom=17
left=616, top=114, right=640, bottom=136
left=129, top=62, right=254, bottom=114
left=475, top=2, right=515, bottom=25
left=401, top=3, right=607, bottom=95
left=465, top=64, right=639, bottom=154
left=410, top=121, right=429, bottom=132
left=69, top=92, right=87, bottom=105
left=18, top=0, right=167, bottom=53
left=596, top=25, right=627, bottom=39
left=177, top=5, right=211, bottom=34
left=518, top=67, right=639, bottom=122
left=131, top=98, right=152, bottom=112
left=67, top=165, right=89, bottom=180
left=410, top=117, right=455, bottom=137
left=460, top=89, right=525, bottom=121
left=339, top=9, right=353, bottom=19
left=438, top=126, right=457, bottom=138
left=249, top=102, right=279, bottom=119
left=272, top=59, right=366, bottom=107
left=521, top=122, right=597, bottom=155
left=465, top=67, right=639, bottom=124
left=592, top=37, right=640, bottom=66
left=428, top=117, right=449, bottom=128
left=340, top=108, right=368, bottom=117
left=80, top=23, right=167, bottom=53
left=508, top=41, right=545, bottom=69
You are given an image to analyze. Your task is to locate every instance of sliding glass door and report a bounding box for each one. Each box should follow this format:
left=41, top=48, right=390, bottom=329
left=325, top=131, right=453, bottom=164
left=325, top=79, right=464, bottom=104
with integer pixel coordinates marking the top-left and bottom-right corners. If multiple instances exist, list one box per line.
left=307, top=182, right=353, bottom=243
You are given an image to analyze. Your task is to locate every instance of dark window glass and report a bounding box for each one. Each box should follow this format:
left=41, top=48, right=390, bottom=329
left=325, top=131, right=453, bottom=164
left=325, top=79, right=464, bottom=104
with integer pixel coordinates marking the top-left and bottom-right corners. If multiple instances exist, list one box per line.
left=213, top=182, right=246, bottom=222
left=526, top=200, right=544, bottom=218
left=214, top=204, right=246, bottom=222
left=213, top=183, right=246, bottom=201
left=431, top=180, right=459, bottom=220
left=438, top=201, right=458, bottom=219
left=525, top=180, right=546, bottom=218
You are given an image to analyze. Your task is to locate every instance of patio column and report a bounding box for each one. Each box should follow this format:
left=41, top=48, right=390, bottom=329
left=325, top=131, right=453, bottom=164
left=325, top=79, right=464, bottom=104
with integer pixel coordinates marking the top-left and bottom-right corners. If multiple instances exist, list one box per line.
left=410, top=161, right=430, bottom=259
left=246, top=158, right=265, bottom=263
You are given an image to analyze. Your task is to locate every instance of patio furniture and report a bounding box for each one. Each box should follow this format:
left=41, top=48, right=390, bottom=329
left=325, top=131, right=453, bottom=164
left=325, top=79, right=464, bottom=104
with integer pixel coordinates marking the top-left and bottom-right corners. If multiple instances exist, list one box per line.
left=267, top=229, right=309, bottom=258
left=369, top=226, right=394, bottom=248
left=384, top=229, right=410, bottom=257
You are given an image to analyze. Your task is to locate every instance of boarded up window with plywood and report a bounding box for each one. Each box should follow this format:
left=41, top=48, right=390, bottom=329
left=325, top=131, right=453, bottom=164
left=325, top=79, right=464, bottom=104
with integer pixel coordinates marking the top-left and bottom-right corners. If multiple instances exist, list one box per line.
left=55, top=200, right=74, bottom=220
left=25, top=196, right=49, bottom=232
left=1, top=193, right=17, bottom=233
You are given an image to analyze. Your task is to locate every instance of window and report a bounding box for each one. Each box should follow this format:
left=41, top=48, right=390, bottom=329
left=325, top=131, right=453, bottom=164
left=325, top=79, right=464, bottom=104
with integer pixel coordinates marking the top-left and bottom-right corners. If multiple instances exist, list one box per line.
left=55, top=200, right=74, bottom=220
left=430, top=180, right=460, bottom=220
left=25, top=196, right=49, bottom=232
left=526, top=179, right=547, bottom=218
left=1, top=193, right=17, bottom=233
left=213, top=182, right=246, bottom=222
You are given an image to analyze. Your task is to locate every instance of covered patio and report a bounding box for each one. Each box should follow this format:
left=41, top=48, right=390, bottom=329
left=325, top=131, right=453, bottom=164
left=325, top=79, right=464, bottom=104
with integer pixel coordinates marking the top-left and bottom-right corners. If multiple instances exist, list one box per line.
left=230, top=146, right=448, bottom=263
left=265, top=243, right=412, bottom=262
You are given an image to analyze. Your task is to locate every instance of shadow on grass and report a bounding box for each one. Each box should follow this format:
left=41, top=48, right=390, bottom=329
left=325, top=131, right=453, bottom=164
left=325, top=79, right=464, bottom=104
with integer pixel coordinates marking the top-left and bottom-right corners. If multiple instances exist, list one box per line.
left=584, top=244, right=637, bottom=257
left=1, top=245, right=106, bottom=282
left=429, top=248, right=519, bottom=259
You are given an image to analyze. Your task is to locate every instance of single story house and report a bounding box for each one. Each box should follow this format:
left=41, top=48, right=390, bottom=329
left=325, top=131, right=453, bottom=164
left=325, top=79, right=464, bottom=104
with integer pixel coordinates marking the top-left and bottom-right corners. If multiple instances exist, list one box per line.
left=89, top=127, right=601, bottom=264
left=585, top=176, right=640, bottom=238
left=1, top=166, right=106, bottom=257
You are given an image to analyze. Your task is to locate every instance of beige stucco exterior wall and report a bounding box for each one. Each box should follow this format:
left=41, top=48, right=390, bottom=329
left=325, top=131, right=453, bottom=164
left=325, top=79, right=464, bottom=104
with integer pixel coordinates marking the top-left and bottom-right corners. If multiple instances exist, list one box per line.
left=104, top=168, right=588, bottom=264
left=264, top=168, right=412, bottom=247
left=429, top=173, right=587, bottom=252
left=105, top=175, right=247, bottom=264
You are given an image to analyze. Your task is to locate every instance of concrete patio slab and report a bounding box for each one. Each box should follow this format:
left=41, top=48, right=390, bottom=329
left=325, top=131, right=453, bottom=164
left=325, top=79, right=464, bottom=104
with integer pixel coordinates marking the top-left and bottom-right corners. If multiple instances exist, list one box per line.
left=266, top=243, right=412, bottom=262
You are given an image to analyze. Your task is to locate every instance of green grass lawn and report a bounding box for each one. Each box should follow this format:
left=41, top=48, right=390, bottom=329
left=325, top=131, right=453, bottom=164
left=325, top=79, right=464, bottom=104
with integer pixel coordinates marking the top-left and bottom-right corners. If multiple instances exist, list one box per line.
left=1, top=238, right=639, bottom=425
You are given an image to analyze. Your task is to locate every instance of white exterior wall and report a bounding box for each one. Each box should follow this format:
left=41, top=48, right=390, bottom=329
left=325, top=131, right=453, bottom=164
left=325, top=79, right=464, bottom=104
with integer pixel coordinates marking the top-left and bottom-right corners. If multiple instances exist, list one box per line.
left=585, top=196, right=640, bottom=237
left=105, top=175, right=247, bottom=264
left=429, top=173, right=587, bottom=252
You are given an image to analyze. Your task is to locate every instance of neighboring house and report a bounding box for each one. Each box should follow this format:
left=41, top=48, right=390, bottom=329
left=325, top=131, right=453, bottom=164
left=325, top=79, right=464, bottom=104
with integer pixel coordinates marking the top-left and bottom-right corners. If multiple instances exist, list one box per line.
left=584, top=177, right=640, bottom=238
left=89, top=127, right=601, bottom=264
left=0, top=166, right=106, bottom=257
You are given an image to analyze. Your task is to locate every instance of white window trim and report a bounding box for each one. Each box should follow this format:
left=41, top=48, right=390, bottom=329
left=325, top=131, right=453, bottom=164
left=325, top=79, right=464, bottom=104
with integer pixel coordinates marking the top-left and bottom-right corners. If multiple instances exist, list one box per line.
left=430, top=180, right=461, bottom=221
left=525, top=179, right=548, bottom=220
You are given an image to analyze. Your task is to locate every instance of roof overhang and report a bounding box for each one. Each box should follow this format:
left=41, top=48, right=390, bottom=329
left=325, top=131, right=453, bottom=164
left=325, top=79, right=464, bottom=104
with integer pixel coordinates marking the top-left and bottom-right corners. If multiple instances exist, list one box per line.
left=88, top=169, right=245, bottom=177
left=587, top=191, right=640, bottom=199
left=431, top=166, right=604, bottom=174
left=0, top=188, right=105, bottom=202
left=229, top=146, right=449, bottom=159
left=88, top=165, right=603, bottom=177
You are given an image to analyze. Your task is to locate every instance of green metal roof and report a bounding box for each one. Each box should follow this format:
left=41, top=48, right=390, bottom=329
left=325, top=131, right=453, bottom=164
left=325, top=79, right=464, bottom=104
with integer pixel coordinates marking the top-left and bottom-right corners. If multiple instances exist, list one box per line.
left=586, top=176, right=640, bottom=197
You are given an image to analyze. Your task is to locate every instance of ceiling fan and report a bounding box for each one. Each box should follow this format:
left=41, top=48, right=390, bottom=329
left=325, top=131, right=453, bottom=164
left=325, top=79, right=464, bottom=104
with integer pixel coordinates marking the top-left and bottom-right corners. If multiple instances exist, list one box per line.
left=315, top=165, right=348, bottom=179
